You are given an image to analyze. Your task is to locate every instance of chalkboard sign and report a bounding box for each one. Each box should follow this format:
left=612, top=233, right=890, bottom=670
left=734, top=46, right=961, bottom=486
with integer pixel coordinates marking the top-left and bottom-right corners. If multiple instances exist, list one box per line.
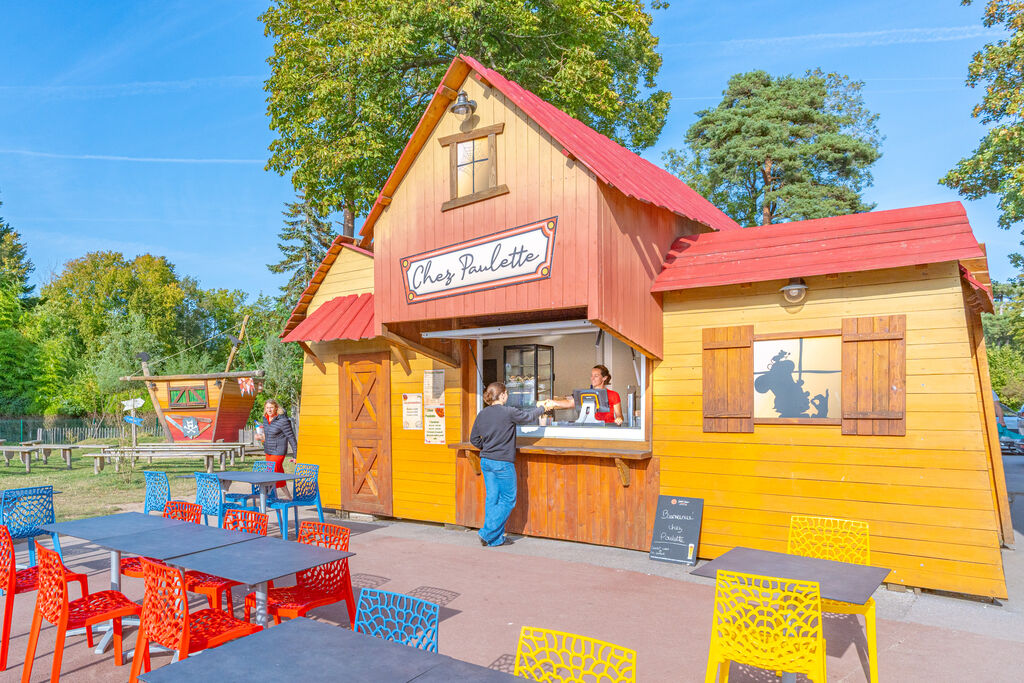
left=649, top=496, right=704, bottom=565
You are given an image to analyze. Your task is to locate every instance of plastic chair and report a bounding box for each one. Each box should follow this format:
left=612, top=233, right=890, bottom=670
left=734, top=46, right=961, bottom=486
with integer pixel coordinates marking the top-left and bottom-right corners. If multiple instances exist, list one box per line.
left=194, top=472, right=225, bottom=526
left=142, top=471, right=173, bottom=515
left=789, top=515, right=877, bottom=682
left=243, top=521, right=356, bottom=626
left=0, top=486, right=62, bottom=567
left=22, top=542, right=141, bottom=683
left=121, top=501, right=202, bottom=578
left=704, top=569, right=825, bottom=683
left=2, top=525, right=89, bottom=672
left=269, top=463, right=325, bottom=540
left=514, top=626, right=637, bottom=682
left=222, top=462, right=266, bottom=508
left=128, top=557, right=262, bottom=682
left=222, top=461, right=284, bottom=528
left=353, top=588, right=439, bottom=652
left=184, top=510, right=269, bottom=613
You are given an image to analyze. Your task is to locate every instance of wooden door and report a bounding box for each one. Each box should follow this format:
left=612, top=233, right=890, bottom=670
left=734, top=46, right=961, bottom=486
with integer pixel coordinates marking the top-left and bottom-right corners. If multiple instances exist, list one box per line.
left=339, top=353, right=392, bottom=515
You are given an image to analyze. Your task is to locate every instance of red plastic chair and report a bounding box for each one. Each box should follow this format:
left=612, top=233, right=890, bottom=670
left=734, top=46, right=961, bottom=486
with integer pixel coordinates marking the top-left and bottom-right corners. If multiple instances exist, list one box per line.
left=121, top=501, right=202, bottom=578
left=243, top=521, right=356, bottom=626
left=184, top=510, right=269, bottom=612
left=22, top=542, right=140, bottom=683
left=2, top=525, right=90, bottom=671
left=129, top=557, right=262, bottom=682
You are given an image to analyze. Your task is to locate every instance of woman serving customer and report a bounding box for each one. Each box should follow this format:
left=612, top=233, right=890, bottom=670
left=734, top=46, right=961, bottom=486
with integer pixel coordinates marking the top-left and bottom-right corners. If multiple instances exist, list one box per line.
left=547, top=364, right=624, bottom=425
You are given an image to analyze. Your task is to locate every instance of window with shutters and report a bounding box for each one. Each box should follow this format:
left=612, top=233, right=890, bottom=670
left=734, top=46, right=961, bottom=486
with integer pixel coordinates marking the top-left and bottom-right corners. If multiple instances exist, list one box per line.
left=168, top=384, right=208, bottom=409
left=438, top=123, right=510, bottom=211
left=702, top=326, right=754, bottom=433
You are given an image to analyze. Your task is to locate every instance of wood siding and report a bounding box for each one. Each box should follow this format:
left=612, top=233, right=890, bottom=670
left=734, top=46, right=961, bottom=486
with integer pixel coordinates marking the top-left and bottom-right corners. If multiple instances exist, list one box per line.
left=212, top=379, right=253, bottom=442
left=309, top=247, right=374, bottom=315
left=654, top=262, right=1008, bottom=598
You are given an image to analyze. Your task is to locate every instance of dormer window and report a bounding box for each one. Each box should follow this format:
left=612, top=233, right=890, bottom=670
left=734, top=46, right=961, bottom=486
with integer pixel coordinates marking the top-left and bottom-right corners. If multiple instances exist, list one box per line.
left=439, top=123, right=509, bottom=211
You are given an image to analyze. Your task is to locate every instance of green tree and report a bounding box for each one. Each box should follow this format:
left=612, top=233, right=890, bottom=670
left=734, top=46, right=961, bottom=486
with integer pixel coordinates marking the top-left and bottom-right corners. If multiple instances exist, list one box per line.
left=941, top=1, right=1024, bottom=260
left=0, top=196, right=34, bottom=297
left=268, top=196, right=336, bottom=305
left=261, top=0, right=671, bottom=234
left=664, top=70, right=883, bottom=226
left=0, top=286, right=37, bottom=414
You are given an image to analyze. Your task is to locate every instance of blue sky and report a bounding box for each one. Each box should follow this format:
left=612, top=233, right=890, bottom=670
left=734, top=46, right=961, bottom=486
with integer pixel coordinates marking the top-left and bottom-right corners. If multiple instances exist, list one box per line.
left=0, top=1, right=1015, bottom=299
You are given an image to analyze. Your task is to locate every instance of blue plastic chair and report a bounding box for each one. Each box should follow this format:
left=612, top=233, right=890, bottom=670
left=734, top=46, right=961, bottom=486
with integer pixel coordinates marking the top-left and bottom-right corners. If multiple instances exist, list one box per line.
left=0, top=486, right=62, bottom=567
left=193, top=472, right=224, bottom=526
left=222, top=461, right=285, bottom=532
left=353, top=588, right=440, bottom=652
left=143, top=471, right=173, bottom=515
left=270, top=463, right=325, bottom=541
left=223, top=462, right=269, bottom=508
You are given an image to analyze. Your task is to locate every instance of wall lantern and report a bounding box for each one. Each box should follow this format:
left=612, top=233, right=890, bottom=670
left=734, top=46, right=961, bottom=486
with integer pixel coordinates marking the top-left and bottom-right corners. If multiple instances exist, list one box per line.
left=780, top=277, right=808, bottom=304
left=449, top=90, right=477, bottom=119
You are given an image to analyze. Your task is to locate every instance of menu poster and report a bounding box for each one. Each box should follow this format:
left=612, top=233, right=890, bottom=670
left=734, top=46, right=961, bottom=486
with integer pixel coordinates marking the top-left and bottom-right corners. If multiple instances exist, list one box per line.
left=648, top=496, right=704, bottom=566
left=423, top=369, right=445, bottom=408
left=424, top=406, right=446, bottom=444
left=402, top=393, right=423, bottom=430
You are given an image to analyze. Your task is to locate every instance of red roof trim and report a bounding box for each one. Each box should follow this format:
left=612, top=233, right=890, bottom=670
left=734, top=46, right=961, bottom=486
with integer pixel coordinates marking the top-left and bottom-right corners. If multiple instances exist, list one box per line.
left=280, top=238, right=375, bottom=338
left=281, top=293, right=376, bottom=344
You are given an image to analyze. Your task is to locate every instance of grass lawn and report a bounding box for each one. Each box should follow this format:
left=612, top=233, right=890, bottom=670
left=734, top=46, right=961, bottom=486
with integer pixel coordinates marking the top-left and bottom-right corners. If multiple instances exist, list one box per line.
left=0, top=447, right=290, bottom=521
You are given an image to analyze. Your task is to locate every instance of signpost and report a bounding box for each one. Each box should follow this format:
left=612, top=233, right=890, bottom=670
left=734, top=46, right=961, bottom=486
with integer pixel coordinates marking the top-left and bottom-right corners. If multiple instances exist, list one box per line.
left=122, top=397, right=145, bottom=448
left=649, top=496, right=704, bottom=566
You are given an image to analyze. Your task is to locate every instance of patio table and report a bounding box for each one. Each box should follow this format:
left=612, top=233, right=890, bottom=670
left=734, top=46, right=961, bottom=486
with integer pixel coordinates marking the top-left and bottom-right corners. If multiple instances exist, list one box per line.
left=137, top=616, right=520, bottom=682
left=215, top=471, right=300, bottom=514
left=162, top=535, right=354, bottom=629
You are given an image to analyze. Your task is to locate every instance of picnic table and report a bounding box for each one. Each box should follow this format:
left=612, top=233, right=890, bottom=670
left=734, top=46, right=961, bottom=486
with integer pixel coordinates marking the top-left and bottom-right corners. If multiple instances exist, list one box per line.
left=215, top=471, right=301, bottom=514
left=137, top=617, right=519, bottom=682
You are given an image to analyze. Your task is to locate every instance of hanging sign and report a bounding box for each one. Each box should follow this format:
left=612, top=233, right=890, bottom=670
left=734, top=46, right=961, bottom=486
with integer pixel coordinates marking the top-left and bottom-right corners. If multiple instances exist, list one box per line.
left=400, top=217, right=557, bottom=303
left=649, top=496, right=704, bottom=566
left=402, top=393, right=423, bottom=430
left=424, top=407, right=446, bottom=445
left=423, top=370, right=445, bottom=409
left=121, top=397, right=144, bottom=411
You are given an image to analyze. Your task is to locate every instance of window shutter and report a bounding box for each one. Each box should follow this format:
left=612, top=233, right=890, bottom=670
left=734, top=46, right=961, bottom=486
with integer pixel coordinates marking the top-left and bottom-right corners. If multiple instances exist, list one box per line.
left=841, top=315, right=906, bottom=436
left=702, top=326, right=754, bottom=433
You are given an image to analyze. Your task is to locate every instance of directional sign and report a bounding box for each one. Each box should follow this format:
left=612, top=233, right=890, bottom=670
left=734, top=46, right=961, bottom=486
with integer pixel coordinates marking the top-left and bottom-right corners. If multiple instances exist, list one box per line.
left=124, top=415, right=145, bottom=426
left=121, top=398, right=145, bottom=411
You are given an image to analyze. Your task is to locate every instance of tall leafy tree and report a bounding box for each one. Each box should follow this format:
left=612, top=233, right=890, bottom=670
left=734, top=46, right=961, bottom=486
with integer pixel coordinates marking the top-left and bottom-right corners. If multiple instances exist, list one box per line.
left=0, top=196, right=34, bottom=297
left=941, top=1, right=1024, bottom=263
left=664, top=70, right=883, bottom=226
left=267, top=196, right=336, bottom=305
left=0, top=286, right=37, bottom=414
left=260, top=0, right=671, bottom=234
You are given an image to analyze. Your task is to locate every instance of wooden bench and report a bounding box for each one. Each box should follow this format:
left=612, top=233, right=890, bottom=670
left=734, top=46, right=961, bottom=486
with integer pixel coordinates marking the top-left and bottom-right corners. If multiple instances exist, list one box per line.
left=124, top=443, right=248, bottom=466
left=1, top=446, right=36, bottom=473
left=88, top=449, right=229, bottom=475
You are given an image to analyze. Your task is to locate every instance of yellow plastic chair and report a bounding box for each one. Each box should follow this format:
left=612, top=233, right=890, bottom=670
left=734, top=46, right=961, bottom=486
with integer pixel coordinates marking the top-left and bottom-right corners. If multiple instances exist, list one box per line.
left=788, top=515, right=878, bottom=682
left=514, top=625, right=637, bottom=682
left=705, top=570, right=826, bottom=683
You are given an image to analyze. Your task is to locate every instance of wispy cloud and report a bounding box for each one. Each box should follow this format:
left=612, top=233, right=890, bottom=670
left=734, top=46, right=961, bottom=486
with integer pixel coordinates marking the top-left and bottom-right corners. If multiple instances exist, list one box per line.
left=666, top=25, right=995, bottom=51
left=0, top=149, right=263, bottom=164
left=0, top=75, right=262, bottom=100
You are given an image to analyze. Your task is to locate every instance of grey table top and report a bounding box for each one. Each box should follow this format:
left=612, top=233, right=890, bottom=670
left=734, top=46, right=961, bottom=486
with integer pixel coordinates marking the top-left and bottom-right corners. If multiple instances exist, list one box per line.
left=215, top=472, right=300, bottom=485
left=165, top=536, right=353, bottom=585
left=95, top=523, right=259, bottom=560
left=690, top=547, right=891, bottom=605
left=41, top=512, right=187, bottom=542
left=137, top=617, right=518, bottom=682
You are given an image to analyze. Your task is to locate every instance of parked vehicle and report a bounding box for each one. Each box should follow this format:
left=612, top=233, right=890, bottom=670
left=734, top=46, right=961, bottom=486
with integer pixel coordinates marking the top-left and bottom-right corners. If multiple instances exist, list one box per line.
left=999, top=403, right=1020, bottom=432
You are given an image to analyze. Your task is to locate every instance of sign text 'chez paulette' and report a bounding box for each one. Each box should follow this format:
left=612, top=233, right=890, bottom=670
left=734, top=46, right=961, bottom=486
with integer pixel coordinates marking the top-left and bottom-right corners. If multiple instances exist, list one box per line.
left=400, top=217, right=557, bottom=303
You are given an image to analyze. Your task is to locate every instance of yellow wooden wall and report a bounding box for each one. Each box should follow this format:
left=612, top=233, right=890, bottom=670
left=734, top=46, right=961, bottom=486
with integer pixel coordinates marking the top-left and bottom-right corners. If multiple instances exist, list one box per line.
left=308, top=247, right=374, bottom=315
left=655, top=261, right=1007, bottom=598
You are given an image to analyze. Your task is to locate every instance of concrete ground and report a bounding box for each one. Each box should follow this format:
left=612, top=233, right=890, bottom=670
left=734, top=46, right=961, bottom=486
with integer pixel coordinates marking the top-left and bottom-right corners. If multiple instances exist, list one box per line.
left=5, top=463, right=1024, bottom=682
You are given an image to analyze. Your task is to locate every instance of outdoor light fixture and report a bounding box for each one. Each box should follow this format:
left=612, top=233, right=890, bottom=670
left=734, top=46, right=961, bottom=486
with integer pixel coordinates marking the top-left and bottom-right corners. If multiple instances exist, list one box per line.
left=449, top=90, right=477, bottom=119
left=780, top=277, right=808, bottom=304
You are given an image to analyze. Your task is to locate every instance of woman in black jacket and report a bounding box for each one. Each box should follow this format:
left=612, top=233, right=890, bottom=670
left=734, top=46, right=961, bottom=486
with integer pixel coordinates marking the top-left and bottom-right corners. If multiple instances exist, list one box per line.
left=469, top=382, right=550, bottom=547
left=257, top=398, right=296, bottom=495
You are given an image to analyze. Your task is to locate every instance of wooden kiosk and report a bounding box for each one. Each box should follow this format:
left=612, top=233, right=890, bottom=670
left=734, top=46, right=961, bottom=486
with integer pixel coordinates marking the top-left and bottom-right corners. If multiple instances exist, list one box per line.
left=283, top=55, right=1010, bottom=598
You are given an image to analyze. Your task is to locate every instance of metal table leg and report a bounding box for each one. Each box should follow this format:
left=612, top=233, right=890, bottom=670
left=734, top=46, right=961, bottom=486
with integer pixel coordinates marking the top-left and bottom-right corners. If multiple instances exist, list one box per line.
left=94, top=549, right=122, bottom=653
left=254, top=580, right=269, bottom=628
left=259, top=485, right=268, bottom=514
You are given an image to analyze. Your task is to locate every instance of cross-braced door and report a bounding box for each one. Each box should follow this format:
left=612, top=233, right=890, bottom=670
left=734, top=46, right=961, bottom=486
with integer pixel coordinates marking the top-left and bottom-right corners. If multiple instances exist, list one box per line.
left=339, top=353, right=392, bottom=515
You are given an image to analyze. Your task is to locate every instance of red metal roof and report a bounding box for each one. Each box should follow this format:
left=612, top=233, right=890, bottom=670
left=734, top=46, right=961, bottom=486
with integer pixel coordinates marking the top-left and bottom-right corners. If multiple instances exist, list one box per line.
left=281, top=238, right=374, bottom=338
left=281, top=293, right=375, bottom=343
left=652, top=202, right=986, bottom=292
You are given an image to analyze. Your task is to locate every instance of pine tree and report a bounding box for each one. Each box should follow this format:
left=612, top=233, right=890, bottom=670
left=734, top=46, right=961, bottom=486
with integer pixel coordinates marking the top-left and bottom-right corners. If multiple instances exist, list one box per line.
left=0, top=196, right=34, bottom=297
left=267, top=195, right=337, bottom=305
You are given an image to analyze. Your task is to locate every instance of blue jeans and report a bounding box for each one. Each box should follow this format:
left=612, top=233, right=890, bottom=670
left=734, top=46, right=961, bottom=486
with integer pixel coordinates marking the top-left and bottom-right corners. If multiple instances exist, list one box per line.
left=478, top=458, right=517, bottom=546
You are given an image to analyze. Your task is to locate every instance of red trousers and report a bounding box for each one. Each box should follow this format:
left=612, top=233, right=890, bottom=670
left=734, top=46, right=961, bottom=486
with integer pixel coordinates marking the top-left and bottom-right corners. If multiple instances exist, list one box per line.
left=265, top=454, right=287, bottom=489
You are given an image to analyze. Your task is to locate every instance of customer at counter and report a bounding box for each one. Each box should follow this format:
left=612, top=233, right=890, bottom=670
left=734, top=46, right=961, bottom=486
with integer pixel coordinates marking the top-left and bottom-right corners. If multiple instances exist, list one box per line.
left=547, top=365, right=624, bottom=425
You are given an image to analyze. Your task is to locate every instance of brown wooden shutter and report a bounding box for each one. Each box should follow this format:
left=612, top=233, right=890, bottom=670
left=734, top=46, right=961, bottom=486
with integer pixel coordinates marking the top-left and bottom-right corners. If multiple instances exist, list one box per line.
left=702, top=326, right=754, bottom=433
left=841, top=315, right=906, bottom=435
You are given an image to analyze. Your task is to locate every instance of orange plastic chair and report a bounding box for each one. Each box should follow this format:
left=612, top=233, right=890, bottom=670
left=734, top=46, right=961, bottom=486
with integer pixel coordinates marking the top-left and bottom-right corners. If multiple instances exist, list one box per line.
left=515, top=625, right=637, bottom=681
left=21, top=542, right=141, bottom=683
left=2, top=525, right=90, bottom=671
left=705, top=569, right=825, bottom=683
left=121, top=501, right=203, bottom=578
left=788, top=515, right=878, bottom=682
left=184, top=510, right=269, bottom=612
left=129, top=557, right=262, bottom=682
left=243, top=520, right=356, bottom=626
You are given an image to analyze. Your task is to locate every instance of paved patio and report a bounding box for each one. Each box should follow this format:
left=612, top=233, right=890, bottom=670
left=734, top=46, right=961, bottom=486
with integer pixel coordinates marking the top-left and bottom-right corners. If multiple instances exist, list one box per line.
left=6, top=462, right=1024, bottom=681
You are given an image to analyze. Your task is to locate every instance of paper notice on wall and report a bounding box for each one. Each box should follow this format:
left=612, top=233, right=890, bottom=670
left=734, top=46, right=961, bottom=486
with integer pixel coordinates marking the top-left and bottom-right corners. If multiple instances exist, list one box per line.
left=424, top=406, right=446, bottom=444
left=402, top=393, right=423, bottom=430
left=423, top=369, right=445, bottom=408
